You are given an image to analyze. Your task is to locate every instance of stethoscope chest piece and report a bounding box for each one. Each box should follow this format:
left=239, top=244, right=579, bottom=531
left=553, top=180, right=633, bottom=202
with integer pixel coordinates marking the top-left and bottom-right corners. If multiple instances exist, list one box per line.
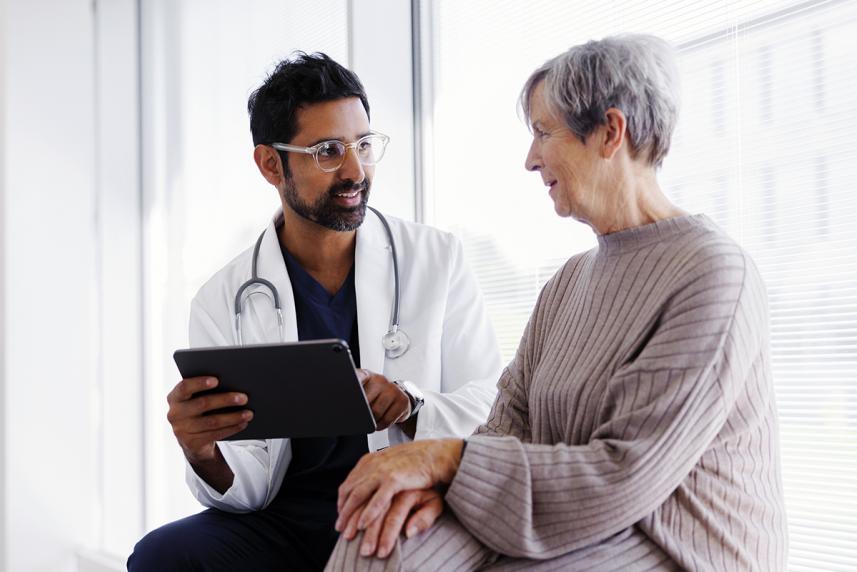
left=382, top=327, right=410, bottom=359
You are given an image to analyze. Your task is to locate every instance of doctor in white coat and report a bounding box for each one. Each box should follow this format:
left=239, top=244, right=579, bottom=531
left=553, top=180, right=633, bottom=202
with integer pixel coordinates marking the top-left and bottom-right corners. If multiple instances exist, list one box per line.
left=186, top=204, right=501, bottom=511
left=128, top=52, right=501, bottom=571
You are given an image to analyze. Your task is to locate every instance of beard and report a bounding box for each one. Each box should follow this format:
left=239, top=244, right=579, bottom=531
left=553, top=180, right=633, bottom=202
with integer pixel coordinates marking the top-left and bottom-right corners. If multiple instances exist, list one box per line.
left=282, top=177, right=371, bottom=231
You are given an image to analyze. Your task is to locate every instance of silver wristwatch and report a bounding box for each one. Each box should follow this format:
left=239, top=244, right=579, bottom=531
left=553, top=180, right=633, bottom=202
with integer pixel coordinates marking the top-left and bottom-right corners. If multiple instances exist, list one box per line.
left=394, top=380, right=425, bottom=420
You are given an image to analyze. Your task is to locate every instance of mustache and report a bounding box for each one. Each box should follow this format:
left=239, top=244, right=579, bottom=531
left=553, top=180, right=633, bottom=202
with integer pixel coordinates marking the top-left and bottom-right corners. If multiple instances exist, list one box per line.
left=327, top=179, right=369, bottom=196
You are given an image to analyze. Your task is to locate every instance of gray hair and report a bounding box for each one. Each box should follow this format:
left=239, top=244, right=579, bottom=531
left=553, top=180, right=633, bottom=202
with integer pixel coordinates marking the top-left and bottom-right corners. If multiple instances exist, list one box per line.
left=521, top=34, right=681, bottom=168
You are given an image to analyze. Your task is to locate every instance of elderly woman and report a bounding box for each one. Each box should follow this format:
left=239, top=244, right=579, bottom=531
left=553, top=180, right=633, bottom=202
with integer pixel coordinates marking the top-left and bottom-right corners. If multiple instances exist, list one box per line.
left=326, top=34, right=788, bottom=570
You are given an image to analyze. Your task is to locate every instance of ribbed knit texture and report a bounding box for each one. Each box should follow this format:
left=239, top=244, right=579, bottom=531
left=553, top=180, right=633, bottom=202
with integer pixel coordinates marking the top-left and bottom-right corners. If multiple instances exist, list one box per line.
left=446, top=214, right=788, bottom=570
left=326, top=215, right=788, bottom=571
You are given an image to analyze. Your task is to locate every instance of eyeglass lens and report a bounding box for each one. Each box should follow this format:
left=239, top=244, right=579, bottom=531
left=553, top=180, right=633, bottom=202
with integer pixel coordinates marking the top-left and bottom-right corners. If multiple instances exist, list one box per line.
left=316, top=136, right=386, bottom=170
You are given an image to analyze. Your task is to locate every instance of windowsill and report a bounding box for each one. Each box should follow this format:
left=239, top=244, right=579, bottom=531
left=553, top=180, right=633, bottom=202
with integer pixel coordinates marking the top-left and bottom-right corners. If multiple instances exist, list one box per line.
left=76, top=549, right=125, bottom=572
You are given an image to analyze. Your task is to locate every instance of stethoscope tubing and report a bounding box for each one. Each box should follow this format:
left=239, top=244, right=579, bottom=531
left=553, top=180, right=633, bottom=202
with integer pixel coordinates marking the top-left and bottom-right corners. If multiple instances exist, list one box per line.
left=366, top=206, right=400, bottom=329
left=233, top=207, right=407, bottom=357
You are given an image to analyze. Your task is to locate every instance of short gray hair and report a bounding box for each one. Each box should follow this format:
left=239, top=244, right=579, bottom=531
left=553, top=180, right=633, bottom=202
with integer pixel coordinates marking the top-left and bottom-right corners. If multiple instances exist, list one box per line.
left=521, top=34, right=681, bottom=168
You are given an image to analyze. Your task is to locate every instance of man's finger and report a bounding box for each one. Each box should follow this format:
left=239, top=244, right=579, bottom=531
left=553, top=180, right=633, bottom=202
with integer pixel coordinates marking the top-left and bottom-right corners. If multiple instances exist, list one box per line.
left=194, top=421, right=251, bottom=444
left=374, top=409, right=399, bottom=432
left=381, top=396, right=408, bottom=427
left=370, top=390, right=397, bottom=422
left=362, top=378, right=384, bottom=402
left=168, top=376, right=217, bottom=403
left=187, top=391, right=248, bottom=416
left=183, top=410, right=253, bottom=435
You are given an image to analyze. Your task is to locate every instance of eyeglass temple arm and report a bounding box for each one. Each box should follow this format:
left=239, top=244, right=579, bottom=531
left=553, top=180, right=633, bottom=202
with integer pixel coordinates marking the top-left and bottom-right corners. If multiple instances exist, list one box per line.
left=270, top=142, right=313, bottom=155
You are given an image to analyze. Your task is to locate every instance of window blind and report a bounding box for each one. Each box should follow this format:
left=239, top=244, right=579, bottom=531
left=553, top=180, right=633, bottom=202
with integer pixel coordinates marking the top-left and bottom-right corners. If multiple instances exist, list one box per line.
left=421, top=1, right=857, bottom=568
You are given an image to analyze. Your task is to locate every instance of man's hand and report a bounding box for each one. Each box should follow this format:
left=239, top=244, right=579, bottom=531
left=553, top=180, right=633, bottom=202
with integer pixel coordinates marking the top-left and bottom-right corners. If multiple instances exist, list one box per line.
left=166, top=376, right=253, bottom=493
left=341, top=488, right=444, bottom=558
left=334, top=439, right=464, bottom=536
left=357, top=369, right=411, bottom=430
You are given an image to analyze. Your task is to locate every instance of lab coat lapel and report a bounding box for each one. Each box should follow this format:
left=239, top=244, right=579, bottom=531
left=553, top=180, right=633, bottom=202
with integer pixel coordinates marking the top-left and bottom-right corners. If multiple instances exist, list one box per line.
left=355, top=211, right=394, bottom=375
left=355, top=211, right=395, bottom=451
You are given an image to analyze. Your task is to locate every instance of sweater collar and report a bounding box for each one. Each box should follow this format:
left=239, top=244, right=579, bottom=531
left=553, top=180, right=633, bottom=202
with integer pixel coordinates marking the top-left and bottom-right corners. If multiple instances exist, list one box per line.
left=595, top=214, right=715, bottom=256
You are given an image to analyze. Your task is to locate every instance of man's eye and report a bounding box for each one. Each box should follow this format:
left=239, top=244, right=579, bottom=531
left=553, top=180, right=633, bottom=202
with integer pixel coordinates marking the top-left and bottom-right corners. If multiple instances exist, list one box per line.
left=318, top=143, right=344, bottom=158
left=357, top=140, right=373, bottom=153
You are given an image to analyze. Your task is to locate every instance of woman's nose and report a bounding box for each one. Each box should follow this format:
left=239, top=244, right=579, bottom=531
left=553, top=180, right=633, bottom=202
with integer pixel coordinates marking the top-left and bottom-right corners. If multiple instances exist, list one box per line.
left=525, top=140, right=541, bottom=172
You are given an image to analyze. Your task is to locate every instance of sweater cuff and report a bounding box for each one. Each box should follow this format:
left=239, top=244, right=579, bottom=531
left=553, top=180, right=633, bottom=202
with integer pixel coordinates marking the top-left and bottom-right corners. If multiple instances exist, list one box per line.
left=446, top=434, right=517, bottom=512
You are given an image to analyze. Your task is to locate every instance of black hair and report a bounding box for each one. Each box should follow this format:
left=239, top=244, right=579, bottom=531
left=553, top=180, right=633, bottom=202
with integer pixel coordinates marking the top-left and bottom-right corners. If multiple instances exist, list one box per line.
left=248, top=52, right=370, bottom=147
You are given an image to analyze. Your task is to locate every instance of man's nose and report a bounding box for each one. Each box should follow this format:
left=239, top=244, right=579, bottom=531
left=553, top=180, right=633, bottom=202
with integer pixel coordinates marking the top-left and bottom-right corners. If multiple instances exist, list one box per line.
left=338, top=146, right=366, bottom=182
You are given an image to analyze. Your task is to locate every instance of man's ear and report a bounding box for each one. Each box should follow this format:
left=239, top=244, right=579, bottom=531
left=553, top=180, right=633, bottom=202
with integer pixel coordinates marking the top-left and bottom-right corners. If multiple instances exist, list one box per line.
left=254, top=145, right=286, bottom=186
left=600, top=108, right=627, bottom=160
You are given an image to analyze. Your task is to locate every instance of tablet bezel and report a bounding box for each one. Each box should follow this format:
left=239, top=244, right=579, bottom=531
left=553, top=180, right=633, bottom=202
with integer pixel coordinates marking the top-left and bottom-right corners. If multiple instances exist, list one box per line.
left=173, top=339, right=376, bottom=440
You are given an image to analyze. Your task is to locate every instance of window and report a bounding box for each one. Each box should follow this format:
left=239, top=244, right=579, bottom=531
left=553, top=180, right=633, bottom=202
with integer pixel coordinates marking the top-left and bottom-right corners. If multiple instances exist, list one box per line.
left=420, top=0, right=857, bottom=568
left=140, top=0, right=350, bottom=534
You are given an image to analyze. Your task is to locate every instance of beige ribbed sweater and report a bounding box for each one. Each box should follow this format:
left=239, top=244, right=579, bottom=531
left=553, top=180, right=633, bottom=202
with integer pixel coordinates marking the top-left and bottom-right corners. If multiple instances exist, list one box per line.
left=327, top=215, right=788, bottom=571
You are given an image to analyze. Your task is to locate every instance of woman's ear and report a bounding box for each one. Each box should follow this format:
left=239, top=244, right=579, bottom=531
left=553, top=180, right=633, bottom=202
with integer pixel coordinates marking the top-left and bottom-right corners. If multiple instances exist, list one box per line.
left=253, top=145, right=286, bottom=186
left=601, top=108, right=627, bottom=160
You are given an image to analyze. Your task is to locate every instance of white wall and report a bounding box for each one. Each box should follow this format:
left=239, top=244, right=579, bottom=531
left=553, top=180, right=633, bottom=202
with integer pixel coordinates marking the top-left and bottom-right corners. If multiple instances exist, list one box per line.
left=1, top=0, right=106, bottom=570
left=0, top=0, right=7, bottom=566
left=94, top=0, right=144, bottom=557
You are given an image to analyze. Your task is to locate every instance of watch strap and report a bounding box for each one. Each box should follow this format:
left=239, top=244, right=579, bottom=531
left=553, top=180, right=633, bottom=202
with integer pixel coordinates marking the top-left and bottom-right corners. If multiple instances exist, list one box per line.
left=394, top=380, right=423, bottom=420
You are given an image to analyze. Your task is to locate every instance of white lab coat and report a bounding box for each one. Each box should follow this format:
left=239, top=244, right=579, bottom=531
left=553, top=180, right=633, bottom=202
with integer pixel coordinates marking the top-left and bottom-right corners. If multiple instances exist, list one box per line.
left=185, top=208, right=502, bottom=512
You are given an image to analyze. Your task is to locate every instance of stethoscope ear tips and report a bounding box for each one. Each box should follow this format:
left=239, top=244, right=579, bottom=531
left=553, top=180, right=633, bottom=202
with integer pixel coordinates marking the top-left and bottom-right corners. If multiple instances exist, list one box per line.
left=382, top=329, right=410, bottom=359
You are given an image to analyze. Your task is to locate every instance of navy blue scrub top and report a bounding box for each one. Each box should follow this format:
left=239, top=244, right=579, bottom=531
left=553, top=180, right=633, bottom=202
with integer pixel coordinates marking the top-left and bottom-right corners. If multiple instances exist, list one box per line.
left=270, top=245, right=369, bottom=519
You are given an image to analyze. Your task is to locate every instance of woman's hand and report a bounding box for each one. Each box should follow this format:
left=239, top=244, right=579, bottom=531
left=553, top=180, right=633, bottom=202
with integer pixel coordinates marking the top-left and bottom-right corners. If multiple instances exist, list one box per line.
left=341, top=488, right=444, bottom=558
left=334, top=439, right=464, bottom=536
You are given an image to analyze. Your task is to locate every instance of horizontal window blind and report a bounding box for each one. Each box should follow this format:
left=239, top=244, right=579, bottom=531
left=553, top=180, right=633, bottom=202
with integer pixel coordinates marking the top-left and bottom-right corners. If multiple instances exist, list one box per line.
left=421, top=0, right=857, bottom=568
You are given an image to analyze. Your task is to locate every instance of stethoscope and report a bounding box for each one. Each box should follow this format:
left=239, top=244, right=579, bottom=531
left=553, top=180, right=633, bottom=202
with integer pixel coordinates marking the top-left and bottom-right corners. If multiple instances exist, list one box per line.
left=233, top=206, right=410, bottom=359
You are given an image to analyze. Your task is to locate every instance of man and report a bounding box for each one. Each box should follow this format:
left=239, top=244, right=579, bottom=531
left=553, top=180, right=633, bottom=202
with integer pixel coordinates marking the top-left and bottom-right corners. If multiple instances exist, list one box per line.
left=128, top=52, right=501, bottom=570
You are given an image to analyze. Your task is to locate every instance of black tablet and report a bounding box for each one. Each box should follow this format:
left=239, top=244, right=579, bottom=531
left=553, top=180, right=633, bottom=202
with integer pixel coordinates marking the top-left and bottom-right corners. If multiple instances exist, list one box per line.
left=173, top=339, right=376, bottom=440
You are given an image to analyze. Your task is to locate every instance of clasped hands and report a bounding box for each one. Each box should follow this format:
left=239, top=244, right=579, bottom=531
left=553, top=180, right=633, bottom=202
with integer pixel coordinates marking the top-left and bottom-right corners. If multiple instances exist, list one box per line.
left=334, top=438, right=465, bottom=558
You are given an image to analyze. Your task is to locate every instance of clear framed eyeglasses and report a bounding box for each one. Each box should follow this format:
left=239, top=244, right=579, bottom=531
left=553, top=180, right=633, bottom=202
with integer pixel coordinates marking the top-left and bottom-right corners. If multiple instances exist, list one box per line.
left=271, top=132, right=390, bottom=173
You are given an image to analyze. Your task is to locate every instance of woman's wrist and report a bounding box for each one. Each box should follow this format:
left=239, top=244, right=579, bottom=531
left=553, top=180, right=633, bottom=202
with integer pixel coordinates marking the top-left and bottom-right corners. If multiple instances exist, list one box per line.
left=432, top=438, right=465, bottom=484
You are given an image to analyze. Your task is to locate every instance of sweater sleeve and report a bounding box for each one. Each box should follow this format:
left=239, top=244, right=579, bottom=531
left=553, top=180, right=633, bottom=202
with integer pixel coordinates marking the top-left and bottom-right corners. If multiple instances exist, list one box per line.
left=445, top=246, right=769, bottom=559
left=468, top=279, right=549, bottom=443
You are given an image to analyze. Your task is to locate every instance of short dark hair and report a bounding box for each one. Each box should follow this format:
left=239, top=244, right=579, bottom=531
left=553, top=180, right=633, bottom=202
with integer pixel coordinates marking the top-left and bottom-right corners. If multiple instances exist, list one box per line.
left=248, top=52, right=370, bottom=147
